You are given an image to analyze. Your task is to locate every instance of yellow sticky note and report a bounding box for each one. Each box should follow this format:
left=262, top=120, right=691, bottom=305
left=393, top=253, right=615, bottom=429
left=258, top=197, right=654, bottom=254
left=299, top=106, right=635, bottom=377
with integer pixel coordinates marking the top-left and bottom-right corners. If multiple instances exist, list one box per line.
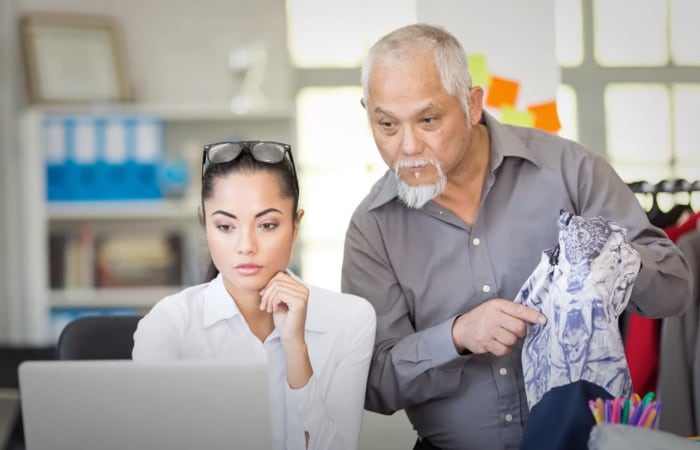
left=486, top=76, right=520, bottom=108
left=500, top=107, right=535, bottom=128
left=528, top=100, right=561, bottom=133
left=467, top=54, right=490, bottom=88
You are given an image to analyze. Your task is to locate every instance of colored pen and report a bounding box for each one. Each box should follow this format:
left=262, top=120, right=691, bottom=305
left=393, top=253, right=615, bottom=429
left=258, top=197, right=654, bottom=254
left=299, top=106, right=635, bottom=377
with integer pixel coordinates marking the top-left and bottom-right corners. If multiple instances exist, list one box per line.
left=632, top=392, right=641, bottom=407
left=621, top=397, right=632, bottom=424
left=611, top=397, right=622, bottom=424
left=636, top=401, right=655, bottom=427
left=643, top=405, right=659, bottom=428
left=640, top=391, right=655, bottom=411
left=628, top=399, right=646, bottom=426
left=588, top=400, right=599, bottom=423
left=595, top=398, right=605, bottom=423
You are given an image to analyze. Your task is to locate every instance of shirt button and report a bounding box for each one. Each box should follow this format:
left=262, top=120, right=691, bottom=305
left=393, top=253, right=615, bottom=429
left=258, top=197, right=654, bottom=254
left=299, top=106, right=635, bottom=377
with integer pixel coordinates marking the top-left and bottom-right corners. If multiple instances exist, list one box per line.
left=438, top=210, right=443, bottom=215
left=499, top=367, right=507, bottom=376
left=505, top=413, right=513, bottom=422
left=482, top=284, right=491, bottom=293
left=472, top=238, right=480, bottom=246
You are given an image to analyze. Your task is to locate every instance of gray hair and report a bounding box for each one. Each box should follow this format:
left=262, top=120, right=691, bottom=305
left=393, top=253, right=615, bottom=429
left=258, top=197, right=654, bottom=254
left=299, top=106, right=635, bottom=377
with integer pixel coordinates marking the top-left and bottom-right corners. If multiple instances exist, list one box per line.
left=361, top=24, right=473, bottom=114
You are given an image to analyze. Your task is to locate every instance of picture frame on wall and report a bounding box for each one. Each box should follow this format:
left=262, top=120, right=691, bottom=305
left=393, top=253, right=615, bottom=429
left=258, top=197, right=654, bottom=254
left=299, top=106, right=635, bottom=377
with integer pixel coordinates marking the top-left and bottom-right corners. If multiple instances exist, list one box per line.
left=20, top=12, right=131, bottom=104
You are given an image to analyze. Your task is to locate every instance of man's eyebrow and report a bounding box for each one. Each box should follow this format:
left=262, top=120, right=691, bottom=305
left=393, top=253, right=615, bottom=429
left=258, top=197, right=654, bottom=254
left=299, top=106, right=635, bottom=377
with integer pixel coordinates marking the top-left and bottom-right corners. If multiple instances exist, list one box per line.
left=373, top=106, right=394, bottom=116
left=373, top=103, right=439, bottom=117
left=417, top=103, right=439, bottom=115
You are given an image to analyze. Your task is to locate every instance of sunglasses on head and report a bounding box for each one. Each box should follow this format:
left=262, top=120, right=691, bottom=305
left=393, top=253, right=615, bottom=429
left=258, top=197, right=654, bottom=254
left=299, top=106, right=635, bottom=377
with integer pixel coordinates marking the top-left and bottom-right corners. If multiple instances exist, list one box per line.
left=202, top=140, right=299, bottom=194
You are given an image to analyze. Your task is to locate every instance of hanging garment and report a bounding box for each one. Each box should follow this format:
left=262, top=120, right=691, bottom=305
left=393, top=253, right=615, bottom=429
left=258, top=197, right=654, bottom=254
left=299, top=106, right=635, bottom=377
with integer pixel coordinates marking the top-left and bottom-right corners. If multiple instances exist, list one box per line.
left=657, top=229, right=700, bottom=436
left=625, top=214, right=698, bottom=403
left=516, top=211, right=641, bottom=409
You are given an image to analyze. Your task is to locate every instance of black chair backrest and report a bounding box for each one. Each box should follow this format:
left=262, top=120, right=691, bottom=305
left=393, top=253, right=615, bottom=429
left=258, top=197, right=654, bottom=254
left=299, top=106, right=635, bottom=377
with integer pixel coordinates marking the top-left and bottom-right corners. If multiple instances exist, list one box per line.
left=56, top=315, right=142, bottom=360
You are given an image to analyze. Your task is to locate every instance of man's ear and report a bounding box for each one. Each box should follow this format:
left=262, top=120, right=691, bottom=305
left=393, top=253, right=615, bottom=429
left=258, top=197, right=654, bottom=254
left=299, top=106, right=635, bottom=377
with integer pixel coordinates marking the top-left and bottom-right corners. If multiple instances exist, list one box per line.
left=468, top=87, right=485, bottom=125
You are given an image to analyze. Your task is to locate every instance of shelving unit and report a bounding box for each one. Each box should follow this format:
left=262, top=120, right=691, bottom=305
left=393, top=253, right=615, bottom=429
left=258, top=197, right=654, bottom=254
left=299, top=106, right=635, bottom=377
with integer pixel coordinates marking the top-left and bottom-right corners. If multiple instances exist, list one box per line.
left=17, top=104, right=295, bottom=344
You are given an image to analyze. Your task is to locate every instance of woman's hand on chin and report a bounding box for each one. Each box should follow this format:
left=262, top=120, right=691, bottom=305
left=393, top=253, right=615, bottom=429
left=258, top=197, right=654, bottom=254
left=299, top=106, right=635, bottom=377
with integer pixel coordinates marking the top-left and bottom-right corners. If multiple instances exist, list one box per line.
left=260, top=271, right=309, bottom=344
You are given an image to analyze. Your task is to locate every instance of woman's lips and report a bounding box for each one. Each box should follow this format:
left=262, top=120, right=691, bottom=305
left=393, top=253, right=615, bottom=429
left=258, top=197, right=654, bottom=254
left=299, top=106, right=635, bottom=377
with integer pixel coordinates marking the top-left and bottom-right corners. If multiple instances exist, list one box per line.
left=235, top=264, right=262, bottom=276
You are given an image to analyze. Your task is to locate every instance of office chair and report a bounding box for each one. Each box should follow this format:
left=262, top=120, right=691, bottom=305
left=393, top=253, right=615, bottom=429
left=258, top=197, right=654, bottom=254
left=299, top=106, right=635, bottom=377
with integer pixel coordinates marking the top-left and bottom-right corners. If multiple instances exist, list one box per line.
left=56, top=315, right=142, bottom=360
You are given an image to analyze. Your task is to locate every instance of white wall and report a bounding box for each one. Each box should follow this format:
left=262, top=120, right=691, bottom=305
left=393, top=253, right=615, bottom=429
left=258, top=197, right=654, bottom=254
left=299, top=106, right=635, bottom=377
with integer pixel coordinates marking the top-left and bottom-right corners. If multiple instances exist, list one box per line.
left=418, top=0, right=558, bottom=109
left=16, top=0, right=292, bottom=108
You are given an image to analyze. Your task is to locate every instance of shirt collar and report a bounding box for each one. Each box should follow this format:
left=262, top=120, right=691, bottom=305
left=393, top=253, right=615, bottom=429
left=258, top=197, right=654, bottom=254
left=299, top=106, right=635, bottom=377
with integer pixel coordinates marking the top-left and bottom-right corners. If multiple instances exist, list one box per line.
left=482, top=111, right=542, bottom=171
left=368, top=111, right=541, bottom=211
left=202, top=271, right=329, bottom=333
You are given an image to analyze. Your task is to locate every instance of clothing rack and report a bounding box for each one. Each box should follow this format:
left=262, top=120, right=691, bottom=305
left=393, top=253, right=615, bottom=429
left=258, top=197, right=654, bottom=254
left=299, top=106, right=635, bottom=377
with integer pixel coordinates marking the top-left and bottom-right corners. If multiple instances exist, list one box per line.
left=626, top=178, right=699, bottom=230
left=627, top=178, right=700, bottom=194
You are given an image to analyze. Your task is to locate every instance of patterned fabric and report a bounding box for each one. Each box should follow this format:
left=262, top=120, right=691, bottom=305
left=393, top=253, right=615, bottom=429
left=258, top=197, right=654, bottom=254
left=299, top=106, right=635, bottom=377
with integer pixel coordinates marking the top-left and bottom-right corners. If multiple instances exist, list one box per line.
left=516, top=211, right=641, bottom=409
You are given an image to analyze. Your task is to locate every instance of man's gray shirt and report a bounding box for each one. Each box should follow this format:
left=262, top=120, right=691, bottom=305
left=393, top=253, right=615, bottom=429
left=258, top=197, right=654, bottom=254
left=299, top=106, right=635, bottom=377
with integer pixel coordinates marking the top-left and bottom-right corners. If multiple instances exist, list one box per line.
left=341, top=113, right=691, bottom=450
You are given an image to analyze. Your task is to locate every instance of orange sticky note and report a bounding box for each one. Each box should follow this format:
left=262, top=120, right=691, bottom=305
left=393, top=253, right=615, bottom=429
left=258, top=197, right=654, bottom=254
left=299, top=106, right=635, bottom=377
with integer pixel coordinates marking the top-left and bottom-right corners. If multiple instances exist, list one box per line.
left=528, top=100, right=561, bottom=133
left=486, top=76, right=519, bottom=108
left=500, top=106, right=535, bottom=128
left=467, top=53, right=490, bottom=87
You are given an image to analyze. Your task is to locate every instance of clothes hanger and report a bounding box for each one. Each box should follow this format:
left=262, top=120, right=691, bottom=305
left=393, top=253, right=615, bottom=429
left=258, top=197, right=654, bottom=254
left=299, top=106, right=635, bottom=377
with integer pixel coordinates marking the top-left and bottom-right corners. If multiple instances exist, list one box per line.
left=627, top=180, right=656, bottom=215
left=650, top=179, right=693, bottom=228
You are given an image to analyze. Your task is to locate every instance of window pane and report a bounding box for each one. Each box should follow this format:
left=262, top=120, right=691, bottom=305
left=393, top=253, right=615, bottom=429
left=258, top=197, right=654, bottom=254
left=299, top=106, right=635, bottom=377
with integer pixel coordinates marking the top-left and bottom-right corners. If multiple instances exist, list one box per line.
left=605, top=84, right=671, bottom=164
left=675, top=165, right=700, bottom=183
left=609, top=164, right=672, bottom=184
left=594, top=0, right=668, bottom=66
left=296, top=87, right=387, bottom=289
left=670, top=0, right=700, bottom=65
left=296, top=87, right=384, bottom=172
left=300, top=172, right=379, bottom=242
left=555, top=0, right=583, bottom=67
left=286, top=0, right=416, bottom=68
left=300, top=244, right=344, bottom=291
left=556, top=84, right=578, bottom=141
left=673, top=84, right=700, bottom=163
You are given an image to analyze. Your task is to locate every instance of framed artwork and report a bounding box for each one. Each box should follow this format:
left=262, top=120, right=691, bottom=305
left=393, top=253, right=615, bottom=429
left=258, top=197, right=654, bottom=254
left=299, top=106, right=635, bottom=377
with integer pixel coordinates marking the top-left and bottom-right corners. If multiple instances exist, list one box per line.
left=20, top=12, right=131, bottom=103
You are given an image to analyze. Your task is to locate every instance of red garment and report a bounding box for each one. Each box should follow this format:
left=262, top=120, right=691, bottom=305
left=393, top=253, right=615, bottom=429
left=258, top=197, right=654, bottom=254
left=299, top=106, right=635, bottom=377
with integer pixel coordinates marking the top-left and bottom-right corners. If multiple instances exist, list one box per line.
left=625, top=212, right=698, bottom=395
left=665, top=211, right=700, bottom=243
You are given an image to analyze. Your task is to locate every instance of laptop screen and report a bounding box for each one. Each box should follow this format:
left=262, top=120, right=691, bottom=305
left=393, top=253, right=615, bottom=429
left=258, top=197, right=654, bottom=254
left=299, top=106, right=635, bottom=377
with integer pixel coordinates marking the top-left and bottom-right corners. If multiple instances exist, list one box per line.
left=19, top=360, right=271, bottom=450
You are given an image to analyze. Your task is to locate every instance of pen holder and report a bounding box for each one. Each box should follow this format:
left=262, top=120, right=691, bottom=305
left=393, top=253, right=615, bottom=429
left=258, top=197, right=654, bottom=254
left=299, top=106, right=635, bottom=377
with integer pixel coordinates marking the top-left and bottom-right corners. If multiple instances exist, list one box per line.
left=589, top=392, right=660, bottom=429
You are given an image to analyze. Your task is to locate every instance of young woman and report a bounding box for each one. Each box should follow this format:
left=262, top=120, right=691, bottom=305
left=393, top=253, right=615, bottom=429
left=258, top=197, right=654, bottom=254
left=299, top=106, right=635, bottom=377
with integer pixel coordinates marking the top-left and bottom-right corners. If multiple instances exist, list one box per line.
left=132, top=141, right=376, bottom=450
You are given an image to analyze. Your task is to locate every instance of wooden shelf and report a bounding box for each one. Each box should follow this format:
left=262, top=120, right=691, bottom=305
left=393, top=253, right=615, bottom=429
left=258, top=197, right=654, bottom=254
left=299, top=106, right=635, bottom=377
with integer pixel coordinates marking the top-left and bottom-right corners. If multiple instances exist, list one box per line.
left=50, top=286, right=183, bottom=308
left=47, top=199, right=200, bottom=221
left=25, top=103, right=294, bottom=122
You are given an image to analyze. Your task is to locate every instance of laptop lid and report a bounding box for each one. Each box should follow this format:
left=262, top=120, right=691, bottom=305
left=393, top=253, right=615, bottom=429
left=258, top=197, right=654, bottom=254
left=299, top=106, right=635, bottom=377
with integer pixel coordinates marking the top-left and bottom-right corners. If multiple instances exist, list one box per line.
left=19, top=360, right=271, bottom=450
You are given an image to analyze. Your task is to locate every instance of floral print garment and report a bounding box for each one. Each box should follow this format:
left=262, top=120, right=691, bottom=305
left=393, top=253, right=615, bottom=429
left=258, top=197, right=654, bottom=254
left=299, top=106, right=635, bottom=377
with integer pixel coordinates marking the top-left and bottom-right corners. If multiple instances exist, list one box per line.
left=515, top=211, right=641, bottom=410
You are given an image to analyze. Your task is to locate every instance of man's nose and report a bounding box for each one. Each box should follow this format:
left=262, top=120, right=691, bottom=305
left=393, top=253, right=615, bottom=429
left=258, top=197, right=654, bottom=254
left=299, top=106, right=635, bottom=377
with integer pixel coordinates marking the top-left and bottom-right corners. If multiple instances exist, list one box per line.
left=400, top=125, right=421, bottom=155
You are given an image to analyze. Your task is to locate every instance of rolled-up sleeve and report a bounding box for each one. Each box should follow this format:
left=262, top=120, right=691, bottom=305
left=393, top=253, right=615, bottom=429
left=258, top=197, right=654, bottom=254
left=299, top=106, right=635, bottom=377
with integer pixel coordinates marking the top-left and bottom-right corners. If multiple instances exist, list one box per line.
left=571, top=149, right=692, bottom=317
left=342, top=212, right=470, bottom=415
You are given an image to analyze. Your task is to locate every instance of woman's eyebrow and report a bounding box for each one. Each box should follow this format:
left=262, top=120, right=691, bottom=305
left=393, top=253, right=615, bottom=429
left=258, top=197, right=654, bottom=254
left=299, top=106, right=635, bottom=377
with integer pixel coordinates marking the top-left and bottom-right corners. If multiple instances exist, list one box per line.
left=255, top=208, right=282, bottom=218
left=211, top=208, right=283, bottom=219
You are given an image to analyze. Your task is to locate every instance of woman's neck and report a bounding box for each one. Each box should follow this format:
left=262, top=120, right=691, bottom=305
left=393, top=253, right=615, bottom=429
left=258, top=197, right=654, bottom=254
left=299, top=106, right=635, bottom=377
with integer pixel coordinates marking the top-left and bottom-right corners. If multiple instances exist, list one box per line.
left=228, top=286, right=275, bottom=342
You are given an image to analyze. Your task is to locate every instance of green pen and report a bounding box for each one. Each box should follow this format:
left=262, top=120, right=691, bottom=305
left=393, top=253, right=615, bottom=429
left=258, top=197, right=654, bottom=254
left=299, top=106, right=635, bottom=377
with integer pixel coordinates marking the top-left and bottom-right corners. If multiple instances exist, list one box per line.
left=640, top=392, right=655, bottom=412
left=621, top=397, right=632, bottom=424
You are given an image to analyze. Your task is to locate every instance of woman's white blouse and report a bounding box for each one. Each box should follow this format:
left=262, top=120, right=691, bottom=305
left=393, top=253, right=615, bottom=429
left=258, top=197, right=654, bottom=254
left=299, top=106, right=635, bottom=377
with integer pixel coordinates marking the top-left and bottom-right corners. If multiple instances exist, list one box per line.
left=132, top=273, right=376, bottom=450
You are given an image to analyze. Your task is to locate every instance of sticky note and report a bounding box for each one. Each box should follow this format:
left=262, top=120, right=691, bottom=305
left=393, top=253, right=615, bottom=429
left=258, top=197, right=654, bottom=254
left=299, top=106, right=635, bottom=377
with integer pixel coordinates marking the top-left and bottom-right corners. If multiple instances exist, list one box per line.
left=467, top=54, right=490, bottom=87
left=528, top=100, right=562, bottom=133
left=500, top=106, right=534, bottom=128
left=486, top=76, right=520, bottom=108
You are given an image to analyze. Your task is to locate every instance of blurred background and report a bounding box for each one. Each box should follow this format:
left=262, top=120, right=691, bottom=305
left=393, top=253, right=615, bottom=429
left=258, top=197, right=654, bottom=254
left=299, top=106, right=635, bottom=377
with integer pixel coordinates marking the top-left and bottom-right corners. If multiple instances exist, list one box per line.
left=1, top=0, right=700, bottom=445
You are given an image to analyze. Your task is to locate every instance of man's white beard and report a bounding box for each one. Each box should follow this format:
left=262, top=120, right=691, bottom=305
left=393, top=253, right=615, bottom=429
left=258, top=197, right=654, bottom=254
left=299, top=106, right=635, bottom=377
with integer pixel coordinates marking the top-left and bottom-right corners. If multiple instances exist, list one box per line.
left=394, top=160, right=446, bottom=209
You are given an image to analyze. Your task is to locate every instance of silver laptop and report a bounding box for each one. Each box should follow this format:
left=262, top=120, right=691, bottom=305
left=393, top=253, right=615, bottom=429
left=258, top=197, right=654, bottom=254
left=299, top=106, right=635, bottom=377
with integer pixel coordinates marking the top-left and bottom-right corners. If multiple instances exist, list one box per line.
left=18, top=360, right=271, bottom=450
